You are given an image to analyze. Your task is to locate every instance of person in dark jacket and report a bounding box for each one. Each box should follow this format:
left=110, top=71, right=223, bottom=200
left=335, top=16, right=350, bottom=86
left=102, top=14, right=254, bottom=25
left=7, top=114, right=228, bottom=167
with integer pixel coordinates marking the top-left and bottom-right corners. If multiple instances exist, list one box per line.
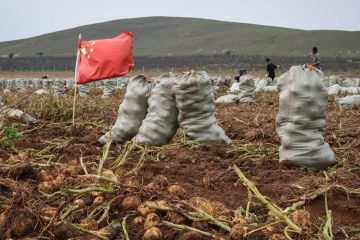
left=266, top=58, right=279, bottom=81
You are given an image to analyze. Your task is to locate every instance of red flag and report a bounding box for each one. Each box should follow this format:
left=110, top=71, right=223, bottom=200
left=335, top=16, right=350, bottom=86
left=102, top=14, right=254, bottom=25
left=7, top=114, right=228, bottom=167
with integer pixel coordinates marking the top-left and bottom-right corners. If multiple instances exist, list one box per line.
left=76, top=31, right=134, bottom=84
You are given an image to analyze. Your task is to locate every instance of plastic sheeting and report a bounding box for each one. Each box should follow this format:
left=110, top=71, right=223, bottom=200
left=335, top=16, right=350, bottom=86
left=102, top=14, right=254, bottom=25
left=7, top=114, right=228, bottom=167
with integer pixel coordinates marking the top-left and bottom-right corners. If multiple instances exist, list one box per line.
left=262, top=86, right=278, bottom=92
left=215, top=94, right=239, bottom=103
left=254, top=79, right=269, bottom=92
left=98, top=75, right=153, bottom=144
left=276, top=66, right=336, bottom=171
left=134, top=74, right=179, bottom=146
left=336, top=95, right=360, bottom=107
left=172, top=71, right=231, bottom=144
left=0, top=95, right=38, bottom=124
left=229, top=82, right=240, bottom=93
left=328, top=84, right=342, bottom=95
left=35, top=89, right=49, bottom=95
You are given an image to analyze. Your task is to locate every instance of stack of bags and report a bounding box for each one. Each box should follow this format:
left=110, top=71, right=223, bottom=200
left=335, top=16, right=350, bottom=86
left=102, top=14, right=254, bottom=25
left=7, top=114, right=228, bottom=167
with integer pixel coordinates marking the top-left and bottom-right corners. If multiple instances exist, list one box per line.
left=98, top=71, right=230, bottom=146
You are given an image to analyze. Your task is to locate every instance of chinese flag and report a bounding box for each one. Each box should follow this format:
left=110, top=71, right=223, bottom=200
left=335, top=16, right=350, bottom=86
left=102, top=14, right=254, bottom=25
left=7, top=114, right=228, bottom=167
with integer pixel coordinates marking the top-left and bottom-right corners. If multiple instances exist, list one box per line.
left=76, top=31, right=134, bottom=84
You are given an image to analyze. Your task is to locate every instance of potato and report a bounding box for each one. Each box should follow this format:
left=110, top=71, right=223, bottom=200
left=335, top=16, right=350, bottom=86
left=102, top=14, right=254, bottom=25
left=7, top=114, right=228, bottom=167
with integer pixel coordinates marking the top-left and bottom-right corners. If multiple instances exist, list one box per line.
left=98, top=226, right=118, bottom=239
left=167, top=184, right=186, bottom=198
left=165, top=211, right=186, bottom=224
left=93, top=196, right=105, bottom=206
left=269, top=234, right=287, bottom=240
left=232, top=216, right=247, bottom=225
left=39, top=170, right=53, bottom=182
left=38, top=182, right=53, bottom=194
left=144, top=213, right=161, bottom=229
left=51, top=179, right=62, bottom=191
left=80, top=218, right=98, bottom=231
left=146, top=182, right=158, bottom=190
left=178, top=231, right=203, bottom=240
left=137, top=204, right=156, bottom=217
left=121, top=196, right=142, bottom=211
left=230, top=223, right=251, bottom=240
left=102, top=170, right=118, bottom=183
left=132, top=216, right=145, bottom=225
left=154, top=200, right=168, bottom=207
left=90, top=191, right=103, bottom=197
left=153, top=175, right=168, bottom=190
left=188, top=197, right=214, bottom=216
left=290, top=210, right=313, bottom=233
left=143, top=227, right=162, bottom=240
left=73, top=199, right=86, bottom=208
left=12, top=214, right=36, bottom=238
left=124, top=178, right=139, bottom=188
left=0, top=212, right=7, bottom=227
left=61, top=166, right=82, bottom=177
left=41, top=206, right=57, bottom=222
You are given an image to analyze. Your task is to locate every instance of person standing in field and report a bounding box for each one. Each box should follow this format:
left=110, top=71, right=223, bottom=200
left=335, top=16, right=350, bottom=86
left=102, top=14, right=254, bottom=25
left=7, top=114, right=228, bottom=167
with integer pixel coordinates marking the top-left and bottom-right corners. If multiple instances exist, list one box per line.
left=265, top=58, right=279, bottom=81
left=308, top=47, right=321, bottom=70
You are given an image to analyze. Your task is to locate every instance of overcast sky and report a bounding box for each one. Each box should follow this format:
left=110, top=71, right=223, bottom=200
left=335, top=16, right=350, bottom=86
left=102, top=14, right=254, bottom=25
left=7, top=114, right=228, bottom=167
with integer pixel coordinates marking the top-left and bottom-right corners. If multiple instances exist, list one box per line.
left=1, top=0, right=360, bottom=42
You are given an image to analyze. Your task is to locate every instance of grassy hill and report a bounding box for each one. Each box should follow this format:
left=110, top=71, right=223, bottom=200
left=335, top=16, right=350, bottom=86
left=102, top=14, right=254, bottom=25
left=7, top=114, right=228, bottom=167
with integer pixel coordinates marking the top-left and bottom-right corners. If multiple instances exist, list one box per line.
left=1, top=16, right=360, bottom=57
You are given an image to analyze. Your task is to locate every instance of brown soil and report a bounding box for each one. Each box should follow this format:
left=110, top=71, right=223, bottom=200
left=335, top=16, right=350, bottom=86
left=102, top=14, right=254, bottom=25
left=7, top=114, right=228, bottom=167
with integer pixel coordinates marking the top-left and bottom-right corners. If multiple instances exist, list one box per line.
left=1, top=89, right=360, bottom=240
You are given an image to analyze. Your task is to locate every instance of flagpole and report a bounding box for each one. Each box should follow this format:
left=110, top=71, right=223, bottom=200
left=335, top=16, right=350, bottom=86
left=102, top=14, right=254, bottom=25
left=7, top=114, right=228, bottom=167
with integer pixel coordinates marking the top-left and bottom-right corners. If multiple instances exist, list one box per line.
left=72, top=33, right=81, bottom=125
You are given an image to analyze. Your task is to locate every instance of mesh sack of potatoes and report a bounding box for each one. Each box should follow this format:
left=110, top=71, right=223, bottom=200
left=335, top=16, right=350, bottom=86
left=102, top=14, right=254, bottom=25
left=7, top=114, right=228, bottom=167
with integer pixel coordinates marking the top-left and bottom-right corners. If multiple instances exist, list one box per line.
left=6, top=79, right=15, bottom=89
left=32, top=79, right=43, bottom=89
left=238, top=75, right=255, bottom=102
left=172, top=71, right=230, bottom=144
left=78, top=83, right=90, bottom=97
left=65, top=78, right=75, bottom=89
left=42, top=79, right=52, bottom=89
left=53, top=79, right=66, bottom=96
left=329, top=75, right=339, bottom=86
left=276, top=66, right=337, bottom=171
left=355, top=78, right=360, bottom=87
left=0, top=95, right=4, bottom=109
left=133, top=74, right=179, bottom=146
left=15, top=79, right=27, bottom=93
left=98, top=75, right=153, bottom=144
left=101, top=80, right=117, bottom=98
left=117, top=78, right=129, bottom=89
left=0, top=80, right=5, bottom=91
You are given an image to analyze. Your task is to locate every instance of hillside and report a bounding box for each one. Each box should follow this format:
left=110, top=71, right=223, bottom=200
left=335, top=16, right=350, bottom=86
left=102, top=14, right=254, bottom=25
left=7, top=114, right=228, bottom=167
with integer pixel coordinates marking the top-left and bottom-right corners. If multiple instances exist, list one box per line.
left=1, top=16, right=360, bottom=57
